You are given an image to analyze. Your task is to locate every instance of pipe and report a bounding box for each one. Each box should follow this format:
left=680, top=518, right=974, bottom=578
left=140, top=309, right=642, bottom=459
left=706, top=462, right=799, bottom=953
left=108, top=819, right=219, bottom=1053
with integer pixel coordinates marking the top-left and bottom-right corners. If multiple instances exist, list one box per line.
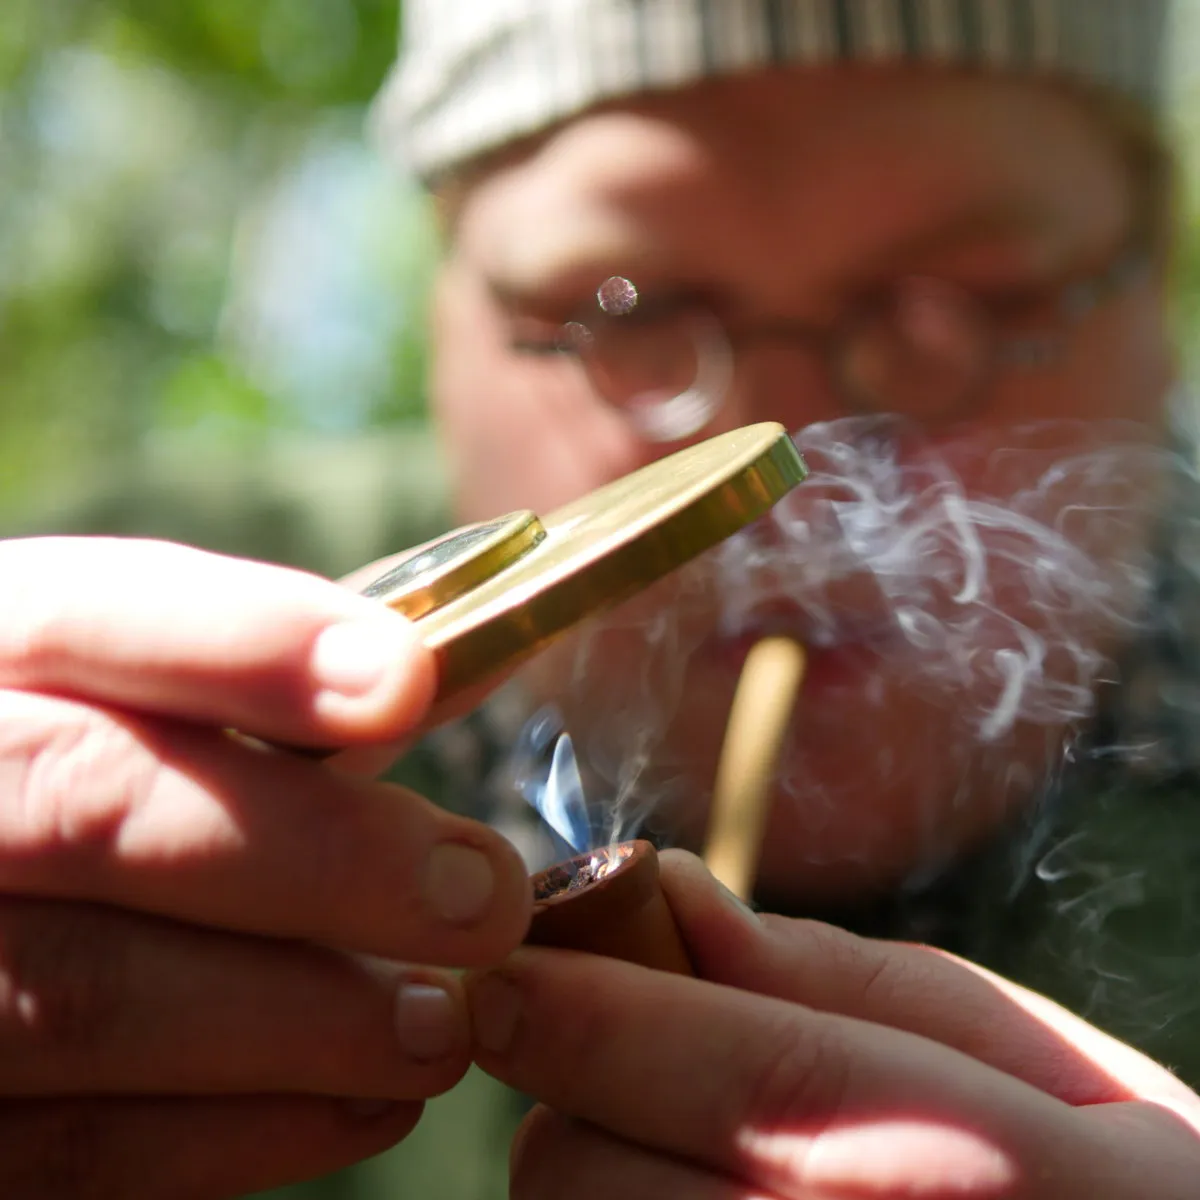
left=526, top=840, right=693, bottom=976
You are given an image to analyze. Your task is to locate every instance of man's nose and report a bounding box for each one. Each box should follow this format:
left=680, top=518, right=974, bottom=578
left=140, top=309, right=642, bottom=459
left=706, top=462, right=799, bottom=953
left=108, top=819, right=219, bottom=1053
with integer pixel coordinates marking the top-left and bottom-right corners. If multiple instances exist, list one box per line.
left=714, top=340, right=847, bottom=438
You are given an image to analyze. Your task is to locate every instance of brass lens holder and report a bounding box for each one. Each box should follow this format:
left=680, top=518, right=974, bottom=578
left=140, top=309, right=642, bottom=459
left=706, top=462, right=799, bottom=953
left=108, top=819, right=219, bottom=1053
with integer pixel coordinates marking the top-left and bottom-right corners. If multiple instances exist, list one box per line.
left=364, top=422, right=806, bottom=699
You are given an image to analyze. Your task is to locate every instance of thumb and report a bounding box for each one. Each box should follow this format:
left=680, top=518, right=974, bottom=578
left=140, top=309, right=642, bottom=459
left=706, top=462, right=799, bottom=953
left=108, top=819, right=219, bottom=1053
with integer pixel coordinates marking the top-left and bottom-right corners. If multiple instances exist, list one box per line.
left=0, top=536, right=437, bottom=749
left=657, top=849, right=770, bottom=979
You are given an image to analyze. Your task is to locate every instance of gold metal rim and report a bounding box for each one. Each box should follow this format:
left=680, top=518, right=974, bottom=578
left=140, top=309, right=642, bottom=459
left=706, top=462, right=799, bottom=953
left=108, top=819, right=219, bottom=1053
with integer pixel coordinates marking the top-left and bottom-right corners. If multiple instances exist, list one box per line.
left=362, top=510, right=546, bottom=620
left=410, top=424, right=806, bottom=698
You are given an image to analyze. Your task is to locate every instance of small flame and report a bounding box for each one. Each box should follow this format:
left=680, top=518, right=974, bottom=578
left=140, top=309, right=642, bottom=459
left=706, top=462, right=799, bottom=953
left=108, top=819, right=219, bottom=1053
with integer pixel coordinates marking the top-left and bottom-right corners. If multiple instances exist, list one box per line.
left=511, top=707, right=594, bottom=852
left=541, top=734, right=592, bottom=851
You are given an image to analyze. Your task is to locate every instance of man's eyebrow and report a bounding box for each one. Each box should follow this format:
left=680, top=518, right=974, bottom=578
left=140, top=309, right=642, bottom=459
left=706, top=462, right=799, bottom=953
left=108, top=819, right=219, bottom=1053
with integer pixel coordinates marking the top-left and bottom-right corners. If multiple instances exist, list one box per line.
left=484, top=200, right=1060, bottom=313
left=484, top=249, right=668, bottom=317
left=485, top=275, right=575, bottom=314
left=843, top=200, right=1063, bottom=282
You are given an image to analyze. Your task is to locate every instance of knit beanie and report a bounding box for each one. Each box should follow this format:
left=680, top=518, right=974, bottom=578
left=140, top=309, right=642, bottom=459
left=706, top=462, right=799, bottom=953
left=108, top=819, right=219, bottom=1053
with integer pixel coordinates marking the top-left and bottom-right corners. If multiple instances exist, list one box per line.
left=376, top=0, right=1170, bottom=182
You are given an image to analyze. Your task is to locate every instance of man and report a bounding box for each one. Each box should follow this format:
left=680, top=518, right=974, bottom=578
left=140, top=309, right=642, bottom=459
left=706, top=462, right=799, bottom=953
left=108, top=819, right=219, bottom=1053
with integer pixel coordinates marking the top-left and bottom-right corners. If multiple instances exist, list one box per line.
left=384, top=2, right=1200, bottom=1197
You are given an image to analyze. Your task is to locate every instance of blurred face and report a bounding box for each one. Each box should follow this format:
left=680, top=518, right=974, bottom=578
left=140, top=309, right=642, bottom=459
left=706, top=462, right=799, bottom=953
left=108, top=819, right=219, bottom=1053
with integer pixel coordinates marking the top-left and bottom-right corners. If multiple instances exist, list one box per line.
left=430, top=67, right=1175, bottom=903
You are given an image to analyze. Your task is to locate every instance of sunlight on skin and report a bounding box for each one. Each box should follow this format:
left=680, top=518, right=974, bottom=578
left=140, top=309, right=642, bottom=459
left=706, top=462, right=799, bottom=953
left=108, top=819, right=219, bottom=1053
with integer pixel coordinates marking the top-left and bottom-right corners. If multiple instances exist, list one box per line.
left=737, top=1118, right=1018, bottom=1196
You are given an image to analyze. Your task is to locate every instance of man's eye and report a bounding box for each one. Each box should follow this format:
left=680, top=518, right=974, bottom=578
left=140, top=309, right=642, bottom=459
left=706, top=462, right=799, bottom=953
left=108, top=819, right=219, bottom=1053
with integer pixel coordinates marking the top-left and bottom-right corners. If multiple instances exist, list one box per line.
left=504, top=283, right=713, bottom=357
left=509, top=335, right=569, bottom=356
left=505, top=313, right=576, bottom=356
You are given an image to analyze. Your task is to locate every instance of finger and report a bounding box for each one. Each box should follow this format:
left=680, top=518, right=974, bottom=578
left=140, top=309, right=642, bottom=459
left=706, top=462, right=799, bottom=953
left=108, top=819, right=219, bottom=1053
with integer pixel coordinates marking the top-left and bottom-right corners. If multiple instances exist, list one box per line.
left=659, top=850, right=1192, bottom=1107
left=328, top=673, right=514, bottom=780
left=331, top=541, right=453, bottom=784
left=0, top=1094, right=420, bottom=1200
left=333, top=538, right=532, bottom=774
left=0, top=898, right=470, bottom=1098
left=511, top=1106, right=759, bottom=1200
left=468, top=948, right=1109, bottom=1199
left=0, top=537, right=435, bottom=747
left=0, top=692, right=531, bottom=964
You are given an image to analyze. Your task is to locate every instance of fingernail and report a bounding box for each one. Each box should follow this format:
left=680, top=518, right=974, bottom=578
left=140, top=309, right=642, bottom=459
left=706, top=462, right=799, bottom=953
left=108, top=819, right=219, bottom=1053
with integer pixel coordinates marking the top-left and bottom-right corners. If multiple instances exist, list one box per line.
left=395, top=983, right=461, bottom=1062
left=469, top=972, right=522, bottom=1055
left=423, top=842, right=496, bottom=926
left=311, top=617, right=418, bottom=699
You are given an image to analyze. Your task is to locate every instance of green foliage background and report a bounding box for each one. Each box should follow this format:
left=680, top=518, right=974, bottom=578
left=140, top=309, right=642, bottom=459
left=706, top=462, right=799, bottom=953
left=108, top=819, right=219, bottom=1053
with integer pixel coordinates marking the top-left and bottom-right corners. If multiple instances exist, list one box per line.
left=2, top=3, right=1200, bottom=1198
left=0, top=0, right=445, bottom=572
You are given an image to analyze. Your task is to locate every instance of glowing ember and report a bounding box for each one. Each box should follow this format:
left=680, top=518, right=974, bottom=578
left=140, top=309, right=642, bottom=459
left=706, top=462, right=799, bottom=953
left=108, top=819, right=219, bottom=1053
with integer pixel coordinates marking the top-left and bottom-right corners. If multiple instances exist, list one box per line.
left=532, top=845, right=633, bottom=901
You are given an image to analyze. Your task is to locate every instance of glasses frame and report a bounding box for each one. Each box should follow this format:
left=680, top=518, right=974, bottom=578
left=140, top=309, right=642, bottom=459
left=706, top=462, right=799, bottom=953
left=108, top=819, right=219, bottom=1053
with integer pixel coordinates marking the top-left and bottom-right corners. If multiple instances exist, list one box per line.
left=535, top=236, right=1152, bottom=438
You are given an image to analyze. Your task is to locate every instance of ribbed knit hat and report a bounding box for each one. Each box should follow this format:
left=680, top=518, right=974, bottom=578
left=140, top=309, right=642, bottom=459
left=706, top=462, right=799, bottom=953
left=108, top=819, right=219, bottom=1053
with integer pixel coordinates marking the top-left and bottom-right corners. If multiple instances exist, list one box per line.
left=376, top=0, right=1170, bottom=183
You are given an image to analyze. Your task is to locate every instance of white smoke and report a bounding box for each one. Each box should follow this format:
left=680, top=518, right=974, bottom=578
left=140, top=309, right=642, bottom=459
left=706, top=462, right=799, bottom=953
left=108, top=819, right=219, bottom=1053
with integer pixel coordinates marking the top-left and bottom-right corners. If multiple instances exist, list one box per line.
left=716, top=417, right=1163, bottom=743
left=508, top=416, right=1189, bottom=865
left=498, top=413, right=1200, bottom=1064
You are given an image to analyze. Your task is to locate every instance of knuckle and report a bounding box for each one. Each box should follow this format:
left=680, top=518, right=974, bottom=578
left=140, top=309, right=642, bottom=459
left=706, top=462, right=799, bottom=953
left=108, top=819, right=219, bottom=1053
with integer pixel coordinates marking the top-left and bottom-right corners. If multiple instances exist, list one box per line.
left=545, top=982, right=620, bottom=1072
left=0, top=901, right=126, bottom=1061
left=8, top=703, right=162, bottom=868
left=783, top=917, right=903, bottom=1012
left=849, top=938, right=904, bottom=1011
left=733, top=1016, right=853, bottom=1180
left=792, top=917, right=858, bottom=969
left=767, top=913, right=853, bottom=976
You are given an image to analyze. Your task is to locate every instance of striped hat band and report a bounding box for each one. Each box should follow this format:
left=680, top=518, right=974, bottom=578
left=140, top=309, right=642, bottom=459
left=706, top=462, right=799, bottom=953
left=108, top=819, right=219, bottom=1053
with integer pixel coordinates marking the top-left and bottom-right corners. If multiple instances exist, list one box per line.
left=377, top=0, right=1170, bottom=183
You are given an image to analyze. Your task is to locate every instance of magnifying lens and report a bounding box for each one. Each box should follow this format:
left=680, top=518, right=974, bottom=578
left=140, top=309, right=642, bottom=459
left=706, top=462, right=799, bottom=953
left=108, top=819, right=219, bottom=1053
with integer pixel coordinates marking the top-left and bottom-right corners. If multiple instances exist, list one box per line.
left=361, top=422, right=806, bottom=702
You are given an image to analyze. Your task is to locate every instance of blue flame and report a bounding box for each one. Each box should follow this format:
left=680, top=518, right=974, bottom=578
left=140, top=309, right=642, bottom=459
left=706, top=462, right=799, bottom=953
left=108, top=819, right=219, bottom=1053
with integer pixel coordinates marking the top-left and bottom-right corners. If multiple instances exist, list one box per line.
left=511, top=707, right=594, bottom=852
left=540, top=734, right=592, bottom=852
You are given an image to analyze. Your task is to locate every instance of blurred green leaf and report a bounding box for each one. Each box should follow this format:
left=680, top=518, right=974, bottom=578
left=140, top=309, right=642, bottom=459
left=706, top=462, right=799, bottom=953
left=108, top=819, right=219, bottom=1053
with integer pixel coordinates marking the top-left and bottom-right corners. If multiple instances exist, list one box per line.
left=0, top=0, right=432, bottom=530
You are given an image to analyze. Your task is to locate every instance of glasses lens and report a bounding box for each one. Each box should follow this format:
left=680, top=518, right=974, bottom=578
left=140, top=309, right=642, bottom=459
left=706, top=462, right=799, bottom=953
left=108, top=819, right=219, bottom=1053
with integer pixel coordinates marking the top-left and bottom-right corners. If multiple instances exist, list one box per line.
left=570, top=280, right=730, bottom=441
left=836, top=279, right=992, bottom=421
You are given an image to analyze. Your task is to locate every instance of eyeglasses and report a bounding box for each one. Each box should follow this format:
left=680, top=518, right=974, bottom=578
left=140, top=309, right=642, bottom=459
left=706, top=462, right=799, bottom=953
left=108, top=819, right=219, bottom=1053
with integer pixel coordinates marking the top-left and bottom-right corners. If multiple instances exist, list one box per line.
left=533, top=242, right=1150, bottom=443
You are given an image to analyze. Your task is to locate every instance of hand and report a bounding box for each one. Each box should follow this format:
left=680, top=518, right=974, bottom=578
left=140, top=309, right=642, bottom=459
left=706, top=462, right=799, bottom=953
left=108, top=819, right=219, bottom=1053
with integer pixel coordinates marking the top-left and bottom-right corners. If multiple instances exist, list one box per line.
left=0, top=536, right=532, bottom=1198
left=468, top=851, right=1200, bottom=1198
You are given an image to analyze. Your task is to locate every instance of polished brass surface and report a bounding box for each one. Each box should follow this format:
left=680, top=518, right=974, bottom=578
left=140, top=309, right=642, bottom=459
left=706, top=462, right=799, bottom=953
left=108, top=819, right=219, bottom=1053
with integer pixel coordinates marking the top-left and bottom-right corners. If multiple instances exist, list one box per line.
left=363, top=423, right=806, bottom=700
